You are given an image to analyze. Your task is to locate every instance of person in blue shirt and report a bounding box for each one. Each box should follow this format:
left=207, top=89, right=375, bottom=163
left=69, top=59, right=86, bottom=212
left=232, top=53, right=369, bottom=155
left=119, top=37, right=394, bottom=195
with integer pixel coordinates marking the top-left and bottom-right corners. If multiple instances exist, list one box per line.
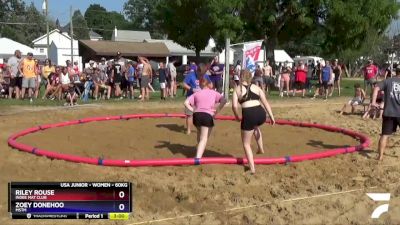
left=183, top=63, right=212, bottom=134
left=126, top=61, right=136, bottom=99
left=320, top=60, right=333, bottom=101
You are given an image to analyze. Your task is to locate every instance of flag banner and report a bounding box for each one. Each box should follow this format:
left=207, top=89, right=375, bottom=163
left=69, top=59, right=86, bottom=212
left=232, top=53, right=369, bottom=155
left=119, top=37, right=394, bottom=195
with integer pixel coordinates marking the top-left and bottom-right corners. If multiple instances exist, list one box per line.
left=243, top=41, right=262, bottom=73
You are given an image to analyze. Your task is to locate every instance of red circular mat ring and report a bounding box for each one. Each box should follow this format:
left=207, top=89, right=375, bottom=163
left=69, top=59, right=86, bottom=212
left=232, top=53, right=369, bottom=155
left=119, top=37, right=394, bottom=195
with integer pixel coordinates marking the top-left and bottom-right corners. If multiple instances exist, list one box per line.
left=8, top=113, right=371, bottom=167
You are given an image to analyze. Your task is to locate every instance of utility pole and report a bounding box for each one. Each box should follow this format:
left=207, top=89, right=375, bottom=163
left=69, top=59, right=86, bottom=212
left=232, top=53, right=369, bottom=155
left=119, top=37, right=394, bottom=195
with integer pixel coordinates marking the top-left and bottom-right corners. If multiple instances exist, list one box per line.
left=42, top=0, right=50, bottom=58
left=70, top=5, right=74, bottom=63
left=45, top=0, right=49, bottom=58
left=223, top=38, right=230, bottom=100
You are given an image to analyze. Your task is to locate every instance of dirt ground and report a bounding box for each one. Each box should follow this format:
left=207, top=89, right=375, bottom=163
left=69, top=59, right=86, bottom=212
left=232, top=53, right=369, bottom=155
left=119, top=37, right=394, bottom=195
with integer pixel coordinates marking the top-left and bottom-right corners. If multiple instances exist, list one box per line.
left=1, top=97, right=400, bottom=225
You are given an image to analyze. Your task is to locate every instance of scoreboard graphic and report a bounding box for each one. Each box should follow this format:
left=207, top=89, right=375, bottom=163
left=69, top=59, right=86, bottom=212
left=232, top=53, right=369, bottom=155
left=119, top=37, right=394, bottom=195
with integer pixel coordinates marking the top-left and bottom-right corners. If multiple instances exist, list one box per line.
left=8, top=182, right=132, bottom=220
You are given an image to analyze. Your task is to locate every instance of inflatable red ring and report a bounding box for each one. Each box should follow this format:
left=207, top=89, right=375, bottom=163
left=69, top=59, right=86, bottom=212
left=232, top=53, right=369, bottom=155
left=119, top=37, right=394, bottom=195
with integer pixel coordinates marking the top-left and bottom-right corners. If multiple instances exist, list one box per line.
left=8, top=113, right=371, bottom=167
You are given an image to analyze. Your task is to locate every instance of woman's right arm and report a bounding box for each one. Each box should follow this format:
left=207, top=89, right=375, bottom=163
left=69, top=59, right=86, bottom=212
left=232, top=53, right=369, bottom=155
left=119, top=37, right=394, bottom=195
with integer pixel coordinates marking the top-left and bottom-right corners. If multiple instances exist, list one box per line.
left=232, top=89, right=241, bottom=121
left=184, top=96, right=194, bottom=112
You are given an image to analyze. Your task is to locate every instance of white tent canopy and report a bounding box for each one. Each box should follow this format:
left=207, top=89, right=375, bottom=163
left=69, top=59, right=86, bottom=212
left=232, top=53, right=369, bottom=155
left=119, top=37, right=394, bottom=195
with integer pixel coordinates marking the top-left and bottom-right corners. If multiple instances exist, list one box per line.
left=0, top=37, right=44, bottom=60
left=274, top=50, right=294, bottom=63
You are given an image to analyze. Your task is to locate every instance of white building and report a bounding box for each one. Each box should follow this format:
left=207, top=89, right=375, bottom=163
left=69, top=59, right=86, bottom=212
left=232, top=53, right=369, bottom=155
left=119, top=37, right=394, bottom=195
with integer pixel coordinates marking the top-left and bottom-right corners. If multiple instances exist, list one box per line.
left=0, top=37, right=45, bottom=61
left=89, top=30, right=103, bottom=41
left=32, top=29, right=81, bottom=68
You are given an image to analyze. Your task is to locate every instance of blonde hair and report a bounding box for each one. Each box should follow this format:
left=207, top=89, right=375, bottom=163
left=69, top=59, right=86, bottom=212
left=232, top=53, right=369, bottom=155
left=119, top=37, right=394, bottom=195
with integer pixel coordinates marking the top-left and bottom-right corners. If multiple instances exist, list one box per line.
left=240, top=69, right=252, bottom=84
left=238, top=69, right=253, bottom=101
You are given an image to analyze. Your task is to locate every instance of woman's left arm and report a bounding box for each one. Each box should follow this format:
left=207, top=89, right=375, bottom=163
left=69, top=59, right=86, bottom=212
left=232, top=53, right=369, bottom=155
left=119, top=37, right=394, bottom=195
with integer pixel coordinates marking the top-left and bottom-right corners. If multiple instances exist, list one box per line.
left=259, top=88, right=275, bottom=125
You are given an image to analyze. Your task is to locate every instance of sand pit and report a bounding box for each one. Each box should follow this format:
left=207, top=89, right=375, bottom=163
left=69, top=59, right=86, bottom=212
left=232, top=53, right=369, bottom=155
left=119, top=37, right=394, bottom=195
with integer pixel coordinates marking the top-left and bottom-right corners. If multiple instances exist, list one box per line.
left=12, top=115, right=364, bottom=166
left=1, top=99, right=399, bottom=225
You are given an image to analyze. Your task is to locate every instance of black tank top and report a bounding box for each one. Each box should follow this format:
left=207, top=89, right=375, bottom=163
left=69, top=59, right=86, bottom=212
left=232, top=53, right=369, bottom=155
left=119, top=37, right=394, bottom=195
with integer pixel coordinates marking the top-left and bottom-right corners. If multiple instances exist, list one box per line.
left=238, top=84, right=260, bottom=104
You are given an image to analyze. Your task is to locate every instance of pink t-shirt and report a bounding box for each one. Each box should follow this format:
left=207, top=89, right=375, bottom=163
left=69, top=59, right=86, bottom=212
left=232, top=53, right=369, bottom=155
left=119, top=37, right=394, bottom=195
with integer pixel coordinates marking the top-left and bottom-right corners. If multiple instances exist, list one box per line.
left=188, top=89, right=223, bottom=116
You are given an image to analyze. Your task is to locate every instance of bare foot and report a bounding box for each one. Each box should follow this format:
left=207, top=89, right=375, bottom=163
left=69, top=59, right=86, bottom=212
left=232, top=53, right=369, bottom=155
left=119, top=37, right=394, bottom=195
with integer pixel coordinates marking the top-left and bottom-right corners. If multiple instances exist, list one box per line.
left=186, top=130, right=191, bottom=135
left=256, top=149, right=264, bottom=154
left=376, top=155, right=383, bottom=161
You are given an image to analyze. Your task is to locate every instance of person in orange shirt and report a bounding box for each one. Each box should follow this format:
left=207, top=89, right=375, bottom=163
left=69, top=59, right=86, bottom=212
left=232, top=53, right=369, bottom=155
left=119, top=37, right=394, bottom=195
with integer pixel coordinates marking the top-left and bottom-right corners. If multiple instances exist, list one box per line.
left=18, top=52, right=37, bottom=102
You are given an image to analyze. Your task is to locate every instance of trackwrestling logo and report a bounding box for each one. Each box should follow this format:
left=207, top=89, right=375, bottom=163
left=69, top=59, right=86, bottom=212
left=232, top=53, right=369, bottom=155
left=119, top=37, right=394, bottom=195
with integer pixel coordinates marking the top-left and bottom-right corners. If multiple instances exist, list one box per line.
left=367, top=193, right=391, bottom=219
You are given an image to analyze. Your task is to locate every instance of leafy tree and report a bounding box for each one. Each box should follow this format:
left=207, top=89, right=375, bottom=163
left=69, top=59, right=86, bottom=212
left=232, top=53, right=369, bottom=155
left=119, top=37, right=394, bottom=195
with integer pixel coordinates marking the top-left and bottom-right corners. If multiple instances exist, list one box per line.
left=72, top=10, right=89, bottom=40
left=156, top=0, right=245, bottom=58
left=156, top=0, right=214, bottom=57
left=208, top=0, right=244, bottom=51
left=0, top=1, right=50, bottom=46
left=241, top=0, right=399, bottom=61
left=84, top=4, right=129, bottom=40
left=323, top=0, right=399, bottom=54
left=241, top=0, right=318, bottom=62
left=124, top=0, right=163, bottom=38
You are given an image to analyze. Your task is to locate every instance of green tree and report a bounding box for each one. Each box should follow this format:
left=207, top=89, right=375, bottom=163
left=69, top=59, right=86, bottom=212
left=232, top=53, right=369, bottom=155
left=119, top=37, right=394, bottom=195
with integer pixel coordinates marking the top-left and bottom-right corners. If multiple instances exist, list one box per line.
left=72, top=10, right=89, bottom=40
left=323, top=0, right=398, bottom=54
left=156, top=0, right=244, bottom=57
left=208, top=0, right=244, bottom=51
left=84, top=4, right=128, bottom=40
left=84, top=4, right=107, bottom=37
left=241, top=0, right=317, bottom=61
left=0, top=1, right=52, bottom=46
left=156, top=0, right=214, bottom=57
left=241, top=0, right=399, bottom=60
left=124, top=0, right=163, bottom=38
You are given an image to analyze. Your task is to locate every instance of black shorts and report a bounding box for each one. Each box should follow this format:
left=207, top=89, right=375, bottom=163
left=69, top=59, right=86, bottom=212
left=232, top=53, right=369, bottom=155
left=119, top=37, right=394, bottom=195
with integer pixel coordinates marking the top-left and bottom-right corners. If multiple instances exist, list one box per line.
left=241, top=105, right=266, bottom=131
left=263, top=76, right=275, bottom=85
left=210, top=77, right=222, bottom=93
left=10, top=77, right=22, bottom=88
left=295, top=81, right=305, bottom=90
left=334, top=74, right=340, bottom=82
left=382, top=116, right=400, bottom=135
left=193, top=112, right=214, bottom=127
left=120, top=77, right=128, bottom=89
left=322, top=81, right=329, bottom=89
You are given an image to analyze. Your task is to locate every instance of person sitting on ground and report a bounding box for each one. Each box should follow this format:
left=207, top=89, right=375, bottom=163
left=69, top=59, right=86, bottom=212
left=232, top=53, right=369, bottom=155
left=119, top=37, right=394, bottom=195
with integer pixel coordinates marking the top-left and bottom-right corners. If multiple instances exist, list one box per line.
left=43, top=71, right=60, bottom=100
left=65, top=83, right=77, bottom=106
left=340, top=83, right=365, bottom=115
left=184, top=77, right=226, bottom=159
left=363, top=85, right=384, bottom=120
left=58, top=66, right=71, bottom=100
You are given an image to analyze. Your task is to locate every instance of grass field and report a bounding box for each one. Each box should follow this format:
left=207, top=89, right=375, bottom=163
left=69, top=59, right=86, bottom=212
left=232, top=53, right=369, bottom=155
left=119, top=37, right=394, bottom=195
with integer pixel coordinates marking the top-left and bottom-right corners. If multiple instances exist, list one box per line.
left=0, top=78, right=365, bottom=107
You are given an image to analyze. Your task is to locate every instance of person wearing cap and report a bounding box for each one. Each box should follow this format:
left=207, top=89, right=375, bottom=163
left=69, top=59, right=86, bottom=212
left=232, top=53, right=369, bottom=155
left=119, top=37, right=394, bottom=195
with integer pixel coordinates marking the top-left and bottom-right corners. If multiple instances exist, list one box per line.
left=18, top=52, right=37, bottom=102
left=331, top=59, right=342, bottom=96
left=7, top=50, right=22, bottom=99
left=371, top=66, right=400, bottom=160
left=364, top=59, right=379, bottom=97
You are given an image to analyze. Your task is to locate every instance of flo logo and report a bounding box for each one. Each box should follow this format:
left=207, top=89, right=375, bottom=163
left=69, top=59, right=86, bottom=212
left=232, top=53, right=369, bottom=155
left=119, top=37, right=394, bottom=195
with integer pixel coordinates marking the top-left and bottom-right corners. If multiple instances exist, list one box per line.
left=367, top=193, right=391, bottom=219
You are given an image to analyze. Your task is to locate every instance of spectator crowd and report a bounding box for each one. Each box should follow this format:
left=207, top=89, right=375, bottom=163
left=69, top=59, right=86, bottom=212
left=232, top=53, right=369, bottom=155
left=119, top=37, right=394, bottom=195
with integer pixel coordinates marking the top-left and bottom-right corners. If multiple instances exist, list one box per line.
left=0, top=49, right=394, bottom=112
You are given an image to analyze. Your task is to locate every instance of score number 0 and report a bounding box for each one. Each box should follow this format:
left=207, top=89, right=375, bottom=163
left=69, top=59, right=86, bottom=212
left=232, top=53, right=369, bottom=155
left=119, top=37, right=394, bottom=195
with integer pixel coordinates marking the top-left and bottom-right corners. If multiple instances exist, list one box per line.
left=118, top=191, right=125, bottom=211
